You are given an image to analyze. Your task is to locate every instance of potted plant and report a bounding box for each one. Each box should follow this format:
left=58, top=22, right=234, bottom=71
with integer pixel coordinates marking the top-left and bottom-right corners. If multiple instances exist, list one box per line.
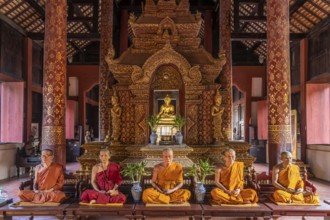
left=147, top=115, right=160, bottom=144
left=186, top=159, right=215, bottom=203
left=121, top=161, right=147, bottom=202
left=173, top=115, right=186, bottom=145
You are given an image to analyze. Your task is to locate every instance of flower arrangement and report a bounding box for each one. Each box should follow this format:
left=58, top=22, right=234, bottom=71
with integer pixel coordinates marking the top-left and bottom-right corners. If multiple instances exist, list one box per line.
left=121, top=161, right=147, bottom=182
left=173, top=115, right=186, bottom=131
left=147, top=115, right=160, bottom=132
left=186, top=159, right=215, bottom=184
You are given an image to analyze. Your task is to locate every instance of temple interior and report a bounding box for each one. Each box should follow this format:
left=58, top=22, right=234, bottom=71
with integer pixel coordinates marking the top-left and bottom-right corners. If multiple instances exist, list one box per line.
left=0, top=0, right=329, bottom=219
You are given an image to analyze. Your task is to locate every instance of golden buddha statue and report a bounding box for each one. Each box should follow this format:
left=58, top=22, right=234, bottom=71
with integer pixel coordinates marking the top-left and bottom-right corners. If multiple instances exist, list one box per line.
left=211, top=89, right=225, bottom=144
left=157, top=94, right=175, bottom=124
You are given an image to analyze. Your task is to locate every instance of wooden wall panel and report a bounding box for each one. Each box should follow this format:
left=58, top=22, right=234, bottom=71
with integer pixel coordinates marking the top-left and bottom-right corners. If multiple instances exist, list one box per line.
left=66, top=100, right=76, bottom=139
left=306, top=84, right=330, bottom=144
left=257, top=100, right=268, bottom=140
left=0, top=82, right=24, bottom=142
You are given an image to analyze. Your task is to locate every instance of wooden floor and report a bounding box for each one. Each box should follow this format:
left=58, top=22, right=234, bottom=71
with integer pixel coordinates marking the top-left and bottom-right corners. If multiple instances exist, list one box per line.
left=0, top=162, right=329, bottom=220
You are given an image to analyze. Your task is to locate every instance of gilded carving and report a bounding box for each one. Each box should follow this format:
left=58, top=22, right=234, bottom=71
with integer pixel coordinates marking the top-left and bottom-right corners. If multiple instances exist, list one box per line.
left=110, top=91, right=122, bottom=145
left=99, top=0, right=114, bottom=140
left=42, top=126, right=64, bottom=145
left=135, top=104, right=147, bottom=144
left=267, top=0, right=291, bottom=145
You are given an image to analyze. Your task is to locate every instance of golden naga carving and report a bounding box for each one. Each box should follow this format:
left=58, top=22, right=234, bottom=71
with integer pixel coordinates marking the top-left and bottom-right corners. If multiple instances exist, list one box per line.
left=186, top=66, right=202, bottom=84
left=105, top=46, right=117, bottom=67
left=131, top=65, right=148, bottom=84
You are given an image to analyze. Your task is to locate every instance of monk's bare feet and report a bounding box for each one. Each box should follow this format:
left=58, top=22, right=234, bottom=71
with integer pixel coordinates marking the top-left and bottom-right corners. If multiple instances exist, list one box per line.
left=89, top=200, right=96, bottom=204
left=243, top=200, right=251, bottom=204
left=171, top=200, right=184, bottom=204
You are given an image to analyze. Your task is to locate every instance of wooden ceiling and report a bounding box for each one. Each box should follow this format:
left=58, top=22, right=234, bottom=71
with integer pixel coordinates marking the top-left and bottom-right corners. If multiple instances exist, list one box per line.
left=0, top=0, right=329, bottom=62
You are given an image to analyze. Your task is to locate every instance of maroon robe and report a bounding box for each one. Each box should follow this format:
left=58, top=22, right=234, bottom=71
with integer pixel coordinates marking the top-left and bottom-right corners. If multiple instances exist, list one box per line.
left=81, top=162, right=127, bottom=204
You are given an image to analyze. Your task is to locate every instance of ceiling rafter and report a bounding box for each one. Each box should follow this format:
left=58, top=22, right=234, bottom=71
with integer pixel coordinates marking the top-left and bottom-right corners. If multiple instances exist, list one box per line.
left=5, top=1, right=25, bottom=16
left=307, top=0, right=329, bottom=15
left=290, top=0, right=308, bottom=16
left=25, top=0, right=45, bottom=20
left=295, top=9, right=317, bottom=25
left=301, top=5, right=322, bottom=20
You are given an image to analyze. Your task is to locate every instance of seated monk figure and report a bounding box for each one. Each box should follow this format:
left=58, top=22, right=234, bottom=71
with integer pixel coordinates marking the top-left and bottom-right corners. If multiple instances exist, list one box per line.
left=142, top=148, right=191, bottom=204
left=18, top=149, right=66, bottom=203
left=211, top=148, right=258, bottom=204
left=81, top=149, right=126, bottom=204
left=272, top=151, right=319, bottom=204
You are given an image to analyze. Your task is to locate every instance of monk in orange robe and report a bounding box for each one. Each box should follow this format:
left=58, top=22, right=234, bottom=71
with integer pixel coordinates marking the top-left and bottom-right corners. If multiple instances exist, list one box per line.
left=272, top=151, right=319, bottom=204
left=211, top=148, right=258, bottom=204
left=81, top=149, right=126, bottom=204
left=18, top=149, right=66, bottom=203
left=142, top=148, right=191, bottom=204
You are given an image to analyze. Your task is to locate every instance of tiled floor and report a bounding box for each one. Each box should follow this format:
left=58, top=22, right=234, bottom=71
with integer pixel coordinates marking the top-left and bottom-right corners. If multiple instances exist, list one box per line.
left=0, top=162, right=329, bottom=220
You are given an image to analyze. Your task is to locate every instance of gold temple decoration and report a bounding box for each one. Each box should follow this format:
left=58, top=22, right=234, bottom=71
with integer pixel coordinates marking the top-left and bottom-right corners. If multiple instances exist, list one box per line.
left=211, top=88, right=225, bottom=144
left=78, top=0, right=255, bottom=177
left=110, top=91, right=122, bottom=145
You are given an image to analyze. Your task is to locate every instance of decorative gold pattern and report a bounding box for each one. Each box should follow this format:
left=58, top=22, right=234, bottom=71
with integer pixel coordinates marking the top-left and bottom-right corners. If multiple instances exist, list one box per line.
left=267, top=0, right=291, bottom=144
left=186, top=104, right=198, bottom=144
left=118, top=90, right=135, bottom=144
left=42, top=0, right=67, bottom=165
left=99, top=0, right=113, bottom=140
left=219, top=0, right=232, bottom=140
left=135, top=104, right=147, bottom=144
left=42, top=126, right=64, bottom=145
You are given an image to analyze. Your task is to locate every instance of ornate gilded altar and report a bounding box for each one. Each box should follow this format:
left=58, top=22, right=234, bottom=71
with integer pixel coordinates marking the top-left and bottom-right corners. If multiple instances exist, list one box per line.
left=77, top=0, right=255, bottom=176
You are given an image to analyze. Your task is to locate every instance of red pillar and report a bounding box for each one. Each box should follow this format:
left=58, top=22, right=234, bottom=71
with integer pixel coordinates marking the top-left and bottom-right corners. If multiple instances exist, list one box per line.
left=267, top=0, right=291, bottom=170
left=299, top=38, right=308, bottom=162
left=99, top=0, right=114, bottom=140
left=42, top=0, right=67, bottom=166
left=219, top=0, right=233, bottom=140
left=25, top=38, right=33, bottom=141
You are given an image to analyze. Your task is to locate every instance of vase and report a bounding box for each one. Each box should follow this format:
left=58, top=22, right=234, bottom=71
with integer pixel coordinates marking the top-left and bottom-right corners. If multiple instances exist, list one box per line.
left=150, top=131, right=157, bottom=145
left=195, top=181, right=206, bottom=203
left=175, top=131, right=183, bottom=145
left=131, top=181, right=142, bottom=202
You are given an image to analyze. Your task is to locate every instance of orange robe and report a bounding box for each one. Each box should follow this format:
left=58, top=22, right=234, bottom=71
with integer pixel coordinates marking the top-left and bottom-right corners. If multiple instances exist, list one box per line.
left=18, top=163, right=66, bottom=203
left=142, top=162, right=191, bottom=204
left=273, top=164, right=319, bottom=204
left=211, top=161, right=258, bottom=204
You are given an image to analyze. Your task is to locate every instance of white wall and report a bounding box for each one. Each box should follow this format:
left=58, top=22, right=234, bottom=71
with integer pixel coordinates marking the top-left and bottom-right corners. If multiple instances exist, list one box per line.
left=307, top=144, right=330, bottom=181
left=0, top=143, right=23, bottom=180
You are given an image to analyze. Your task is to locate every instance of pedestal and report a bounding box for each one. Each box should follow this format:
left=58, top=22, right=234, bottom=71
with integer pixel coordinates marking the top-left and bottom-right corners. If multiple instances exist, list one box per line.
left=122, top=144, right=194, bottom=171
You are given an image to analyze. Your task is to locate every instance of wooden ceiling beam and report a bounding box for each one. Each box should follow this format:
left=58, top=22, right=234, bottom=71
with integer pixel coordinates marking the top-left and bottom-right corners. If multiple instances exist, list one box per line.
left=249, top=41, right=262, bottom=52
left=5, top=1, right=25, bottom=16
left=25, top=0, right=45, bottom=20
left=296, top=10, right=317, bottom=25
left=238, top=15, right=266, bottom=22
left=27, top=32, right=100, bottom=41
left=307, top=0, right=328, bottom=15
left=302, top=5, right=323, bottom=20
left=290, top=0, right=308, bottom=16
left=231, top=32, right=306, bottom=40
left=68, top=17, right=94, bottom=22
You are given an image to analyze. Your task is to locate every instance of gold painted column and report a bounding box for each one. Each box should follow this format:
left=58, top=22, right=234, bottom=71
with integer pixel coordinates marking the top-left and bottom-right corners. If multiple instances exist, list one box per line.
left=267, top=0, right=292, bottom=169
left=219, top=0, right=232, bottom=140
left=99, top=0, right=114, bottom=140
left=42, top=0, right=67, bottom=165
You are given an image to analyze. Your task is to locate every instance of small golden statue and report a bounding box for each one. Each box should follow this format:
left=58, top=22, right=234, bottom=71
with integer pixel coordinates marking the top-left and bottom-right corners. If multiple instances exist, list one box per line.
left=110, top=91, right=122, bottom=144
left=211, top=89, right=225, bottom=144
left=85, top=131, right=91, bottom=143
left=157, top=94, right=175, bottom=124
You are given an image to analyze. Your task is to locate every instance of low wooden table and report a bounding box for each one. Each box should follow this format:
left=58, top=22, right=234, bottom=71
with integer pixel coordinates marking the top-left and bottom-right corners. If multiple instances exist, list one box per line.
left=65, top=202, right=135, bottom=220
left=264, top=200, right=330, bottom=220
left=0, top=199, right=70, bottom=220
left=134, top=202, right=203, bottom=220
left=201, top=202, right=272, bottom=220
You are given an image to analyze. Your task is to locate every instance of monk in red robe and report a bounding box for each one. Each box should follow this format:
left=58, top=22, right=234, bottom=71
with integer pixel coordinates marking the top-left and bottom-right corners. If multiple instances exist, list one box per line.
left=18, top=149, right=66, bottom=203
left=142, top=148, right=191, bottom=204
left=81, top=149, right=127, bottom=204
left=211, top=148, right=258, bottom=204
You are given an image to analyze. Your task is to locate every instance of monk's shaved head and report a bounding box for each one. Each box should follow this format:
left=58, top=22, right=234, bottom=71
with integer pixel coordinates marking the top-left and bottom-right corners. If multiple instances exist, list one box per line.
left=280, top=151, right=292, bottom=158
left=222, top=148, right=235, bottom=156
left=42, top=149, right=53, bottom=156
left=99, top=148, right=111, bottom=156
left=162, top=148, right=173, bottom=154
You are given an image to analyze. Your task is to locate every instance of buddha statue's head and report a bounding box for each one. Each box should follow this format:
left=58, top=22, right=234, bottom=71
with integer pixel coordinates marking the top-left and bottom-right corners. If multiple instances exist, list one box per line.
left=164, top=94, right=171, bottom=105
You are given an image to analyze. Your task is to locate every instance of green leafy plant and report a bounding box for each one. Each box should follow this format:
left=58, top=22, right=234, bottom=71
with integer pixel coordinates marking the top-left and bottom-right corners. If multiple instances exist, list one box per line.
left=173, top=115, right=186, bottom=131
left=147, top=115, right=160, bottom=132
left=121, top=161, right=147, bottom=182
left=186, top=159, right=215, bottom=184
